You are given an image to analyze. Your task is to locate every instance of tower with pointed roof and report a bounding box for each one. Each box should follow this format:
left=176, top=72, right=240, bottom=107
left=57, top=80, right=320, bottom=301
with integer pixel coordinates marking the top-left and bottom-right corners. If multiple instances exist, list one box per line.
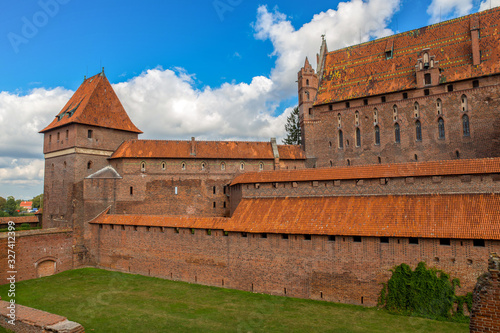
left=39, top=70, right=142, bottom=237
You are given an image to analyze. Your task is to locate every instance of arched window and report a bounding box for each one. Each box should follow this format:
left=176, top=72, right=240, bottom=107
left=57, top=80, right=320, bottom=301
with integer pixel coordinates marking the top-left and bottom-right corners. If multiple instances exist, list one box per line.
left=87, top=161, right=93, bottom=170
left=463, top=114, right=470, bottom=136
left=161, top=161, right=166, bottom=170
left=140, top=161, right=146, bottom=172
left=461, top=94, right=468, bottom=112
left=438, top=118, right=445, bottom=139
left=240, top=162, right=245, bottom=171
left=305, top=91, right=310, bottom=101
left=393, top=105, right=398, bottom=121
left=436, top=99, right=442, bottom=115
left=181, top=162, right=186, bottom=170
left=259, top=162, right=264, bottom=171
left=373, top=108, right=378, bottom=124
left=394, top=123, right=401, bottom=143
left=374, top=125, right=380, bottom=145
left=201, top=162, right=206, bottom=170
left=354, top=111, right=359, bottom=126
left=306, top=79, right=309, bottom=86
left=220, top=162, right=226, bottom=170
left=337, top=113, right=342, bottom=128
left=416, top=120, right=422, bottom=141
left=338, top=130, right=344, bottom=149
left=356, top=127, right=361, bottom=147
left=423, top=52, right=429, bottom=66
left=414, top=102, right=420, bottom=118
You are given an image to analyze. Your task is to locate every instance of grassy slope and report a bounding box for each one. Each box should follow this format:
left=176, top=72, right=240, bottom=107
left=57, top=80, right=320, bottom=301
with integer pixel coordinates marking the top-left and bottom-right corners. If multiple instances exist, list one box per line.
left=0, top=268, right=469, bottom=333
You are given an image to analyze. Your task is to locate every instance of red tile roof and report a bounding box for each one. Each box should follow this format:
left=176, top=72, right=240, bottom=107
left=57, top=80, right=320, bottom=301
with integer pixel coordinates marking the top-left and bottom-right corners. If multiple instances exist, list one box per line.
left=231, top=157, right=500, bottom=185
left=225, top=195, right=500, bottom=240
left=316, top=7, right=500, bottom=104
left=0, top=216, right=38, bottom=225
left=40, top=73, right=142, bottom=133
left=89, top=210, right=228, bottom=229
left=110, top=139, right=306, bottom=160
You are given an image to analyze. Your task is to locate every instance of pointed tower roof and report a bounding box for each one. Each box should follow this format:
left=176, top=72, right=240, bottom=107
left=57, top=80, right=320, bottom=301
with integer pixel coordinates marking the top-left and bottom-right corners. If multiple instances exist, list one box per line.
left=304, top=57, right=311, bottom=69
left=40, top=72, right=142, bottom=133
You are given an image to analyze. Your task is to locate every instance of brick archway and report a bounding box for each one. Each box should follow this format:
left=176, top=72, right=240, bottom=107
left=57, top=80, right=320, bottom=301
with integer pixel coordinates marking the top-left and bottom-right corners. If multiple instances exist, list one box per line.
left=36, top=258, right=57, bottom=278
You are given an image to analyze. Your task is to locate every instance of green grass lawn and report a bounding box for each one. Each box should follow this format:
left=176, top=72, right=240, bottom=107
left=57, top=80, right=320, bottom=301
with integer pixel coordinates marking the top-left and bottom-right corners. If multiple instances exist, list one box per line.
left=0, top=268, right=469, bottom=333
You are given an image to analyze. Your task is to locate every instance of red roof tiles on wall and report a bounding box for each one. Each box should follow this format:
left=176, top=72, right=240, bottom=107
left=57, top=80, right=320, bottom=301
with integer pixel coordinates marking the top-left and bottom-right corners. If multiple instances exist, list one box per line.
left=316, top=7, right=500, bottom=104
left=110, top=139, right=306, bottom=160
left=40, top=73, right=142, bottom=133
left=225, top=195, right=500, bottom=239
left=231, top=157, right=500, bottom=185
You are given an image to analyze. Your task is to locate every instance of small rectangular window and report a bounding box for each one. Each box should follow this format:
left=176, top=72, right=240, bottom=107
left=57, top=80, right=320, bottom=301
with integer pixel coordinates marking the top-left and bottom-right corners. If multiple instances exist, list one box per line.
left=473, top=239, right=485, bottom=247
left=49, top=135, right=52, bottom=143
left=447, top=85, right=453, bottom=92
left=261, top=233, right=267, bottom=239
left=345, top=102, right=350, bottom=108
left=472, top=80, right=479, bottom=88
left=328, top=235, right=335, bottom=242
left=282, top=234, right=288, bottom=240
left=409, top=237, right=419, bottom=244
left=353, top=236, right=362, bottom=243
left=363, top=99, right=368, bottom=105
left=213, top=202, right=216, bottom=208
left=88, top=129, right=93, bottom=139
left=329, top=105, right=333, bottom=110
left=66, top=130, right=69, bottom=139
left=402, top=93, right=408, bottom=99
left=223, top=201, right=226, bottom=208
left=213, top=186, right=216, bottom=194
left=439, top=238, right=451, bottom=246
left=241, top=232, right=247, bottom=238
left=424, top=73, right=431, bottom=85
left=304, top=234, right=311, bottom=241
left=174, top=187, right=178, bottom=195
left=424, top=89, right=430, bottom=96
left=385, top=50, right=392, bottom=59
left=380, top=237, right=389, bottom=243
left=381, top=96, right=386, bottom=103
left=130, top=186, right=133, bottom=195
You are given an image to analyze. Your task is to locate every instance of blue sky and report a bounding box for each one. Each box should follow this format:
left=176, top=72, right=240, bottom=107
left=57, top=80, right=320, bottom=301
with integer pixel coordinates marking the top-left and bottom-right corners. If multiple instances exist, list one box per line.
left=0, top=0, right=495, bottom=199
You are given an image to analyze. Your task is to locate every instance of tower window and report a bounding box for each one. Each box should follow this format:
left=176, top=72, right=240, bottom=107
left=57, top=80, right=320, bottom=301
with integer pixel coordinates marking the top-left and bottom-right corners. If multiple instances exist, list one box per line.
left=424, top=89, right=430, bottom=96
left=141, top=161, right=146, bottom=172
left=424, top=73, right=431, bottom=85
left=305, top=91, right=310, bottom=100
left=161, top=162, right=166, bottom=170
left=354, top=111, right=359, bottom=126
left=394, top=123, right=400, bottom=143
left=373, top=109, right=378, bottom=124
left=345, top=102, right=350, bottom=108
left=259, top=162, right=264, bottom=171
left=88, top=130, right=93, bottom=139
left=363, top=99, right=368, bottom=106
left=87, top=161, right=93, bottom=169
left=472, top=80, right=479, bottom=88
left=393, top=105, right=398, bottom=121
left=201, top=162, right=206, bottom=170
left=240, top=163, right=245, bottom=171
left=436, top=99, right=442, bottom=115
left=130, top=186, right=133, bottom=195
left=220, top=162, right=226, bottom=170
left=463, top=114, right=470, bottom=137
left=338, top=130, right=344, bottom=149
left=181, top=162, right=186, bottom=170
left=415, top=120, right=422, bottom=141
left=438, top=118, right=445, bottom=139
left=402, top=92, right=408, bottom=99
left=337, top=113, right=342, bottom=128
left=381, top=96, right=386, bottom=103
left=306, top=79, right=309, bottom=86
left=329, top=104, right=333, bottom=110
left=374, top=125, right=380, bottom=145
left=447, top=84, right=453, bottom=92
left=461, top=94, right=468, bottom=112
left=414, top=102, right=420, bottom=118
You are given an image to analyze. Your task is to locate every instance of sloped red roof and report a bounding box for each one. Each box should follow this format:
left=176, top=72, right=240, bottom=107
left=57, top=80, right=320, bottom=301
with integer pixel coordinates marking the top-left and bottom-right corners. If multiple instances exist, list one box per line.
left=316, top=7, right=500, bottom=104
left=231, top=157, right=500, bottom=185
left=89, top=212, right=228, bottom=230
left=225, top=195, right=500, bottom=239
left=110, top=139, right=306, bottom=160
left=40, top=73, right=142, bottom=133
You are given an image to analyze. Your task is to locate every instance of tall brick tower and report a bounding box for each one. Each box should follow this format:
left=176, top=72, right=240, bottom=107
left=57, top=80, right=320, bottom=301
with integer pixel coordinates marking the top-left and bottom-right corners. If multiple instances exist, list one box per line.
left=298, top=37, right=326, bottom=167
left=39, top=70, right=142, bottom=245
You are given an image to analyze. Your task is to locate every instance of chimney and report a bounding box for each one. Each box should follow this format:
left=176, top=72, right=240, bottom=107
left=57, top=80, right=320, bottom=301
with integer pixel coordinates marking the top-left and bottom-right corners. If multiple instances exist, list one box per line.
left=470, top=17, right=481, bottom=66
left=190, top=137, right=196, bottom=156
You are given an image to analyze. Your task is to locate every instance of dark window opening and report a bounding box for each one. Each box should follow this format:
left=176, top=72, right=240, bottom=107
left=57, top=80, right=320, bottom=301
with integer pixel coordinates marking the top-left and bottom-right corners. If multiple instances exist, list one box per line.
left=380, top=237, right=389, bottom=243
left=130, top=186, right=133, bottom=195
left=424, top=89, right=430, bottom=96
left=385, top=50, right=392, bottom=59
left=66, top=130, right=69, bottom=139
left=345, top=102, right=350, bottom=108
left=374, top=125, right=380, bottom=145
left=329, top=104, right=333, bottom=110
left=447, top=84, right=453, bottom=92
left=338, top=130, right=344, bottom=149
left=473, top=239, right=485, bottom=247
left=472, top=80, right=479, bottom=88
left=306, top=79, right=309, bottom=86
left=363, top=99, right=368, bottom=106
left=424, top=73, right=431, bottom=85
left=463, top=114, right=470, bottom=137
left=381, top=96, right=386, bottom=103
left=88, top=129, right=93, bottom=139
left=213, top=202, right=216, bottom=208
left=409, top=237, right=419, bottom=244
left=353, top=236, right=362, bottom=243
left=213, top=186, right=216, bottom=194
left=439, top=238, right=451, bottom=246
left=356, top=127, right=361, bottom=147
left=438, top=118, right=445, bottom=139
left=261, top=233, right=267, bottom=239
left=87, top=161, right=93, bottom=169
left=416, top=120, right=422, bottom=141
left=415, top=154, right=418, bottom=161
left=378, top=156, right=382, bottom=164
left=282, top=234, right=288, bottom=240
left=403, top=92, right=408, bottom=99
left=395, top=123, right=401, bottom=143
left=305, top=234, right=311, bottom=241
left=309, top=108, right=312, bottom=115
left=456, top=150, right=460, bottom=159
left=347, top=159, right=351, bottom=166
left=328, top=235, right=335, bottom=241
left=242, top=232, right=247, bottom=238
left=224, top=231, right=228, bottom=237
left=223, top=201, right=226, bottom=208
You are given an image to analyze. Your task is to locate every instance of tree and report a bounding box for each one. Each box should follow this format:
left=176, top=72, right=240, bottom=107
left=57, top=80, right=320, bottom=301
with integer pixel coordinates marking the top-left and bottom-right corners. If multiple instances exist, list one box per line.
left=5, top=196, right=19, bottom=216
left=32, top=194, right=43, bottom=209
left=282, top=106, right=301, bottom=145
left=0, top=196, right=6, bottom=211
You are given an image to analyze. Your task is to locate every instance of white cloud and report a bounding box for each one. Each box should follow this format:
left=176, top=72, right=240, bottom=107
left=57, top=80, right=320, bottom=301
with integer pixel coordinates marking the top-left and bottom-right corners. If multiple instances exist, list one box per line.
left=479, top=0, right=500, bottom=11
left=0, top=0, right=402, bottom=198
left=426, top=0, right=474, bottom=23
